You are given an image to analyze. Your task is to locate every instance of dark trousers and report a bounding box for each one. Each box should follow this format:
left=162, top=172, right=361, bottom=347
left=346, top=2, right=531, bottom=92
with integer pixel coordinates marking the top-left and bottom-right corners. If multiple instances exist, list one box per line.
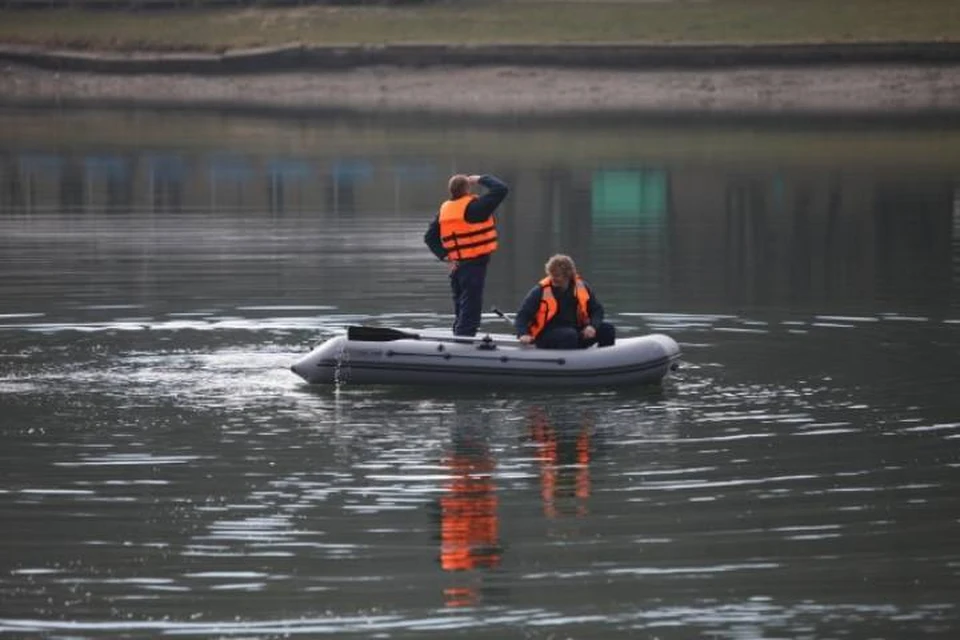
left=535, top=322, right=616, bottom=350
left=450, top=260, right=488, bottom=336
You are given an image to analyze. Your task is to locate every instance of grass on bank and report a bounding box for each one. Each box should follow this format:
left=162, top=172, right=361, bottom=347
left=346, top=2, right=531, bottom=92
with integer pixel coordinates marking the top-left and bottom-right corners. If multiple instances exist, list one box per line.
left=0, top=0, right=958, bottom=52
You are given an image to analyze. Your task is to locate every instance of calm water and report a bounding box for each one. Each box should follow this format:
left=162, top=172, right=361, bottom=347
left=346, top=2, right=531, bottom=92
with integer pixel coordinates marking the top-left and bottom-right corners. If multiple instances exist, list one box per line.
left=1, top=107, right=959, bottom=639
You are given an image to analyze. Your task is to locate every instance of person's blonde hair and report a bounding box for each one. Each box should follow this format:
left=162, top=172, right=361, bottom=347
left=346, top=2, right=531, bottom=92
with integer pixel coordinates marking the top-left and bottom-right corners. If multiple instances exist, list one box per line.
left=545, top=254, right=576, bottom=278
left=448, top=174, right=469, bottom=198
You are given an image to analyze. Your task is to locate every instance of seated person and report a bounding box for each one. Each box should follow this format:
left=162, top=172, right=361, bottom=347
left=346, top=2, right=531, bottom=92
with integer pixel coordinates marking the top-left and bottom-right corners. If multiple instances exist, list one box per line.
left=514, top=254, right=616, bottom=350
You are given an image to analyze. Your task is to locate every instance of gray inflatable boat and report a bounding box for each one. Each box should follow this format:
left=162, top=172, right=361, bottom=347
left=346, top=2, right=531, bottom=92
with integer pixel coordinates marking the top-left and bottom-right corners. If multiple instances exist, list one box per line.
left=291, top=326, right=681, bottom=388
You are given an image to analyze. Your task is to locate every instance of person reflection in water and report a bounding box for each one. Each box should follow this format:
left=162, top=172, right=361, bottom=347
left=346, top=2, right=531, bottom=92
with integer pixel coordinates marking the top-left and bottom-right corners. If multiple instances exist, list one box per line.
left=438, top=429, right=502, bottom=607
left=514, top=254, right=616, bottom=349
left=528, top=407, right=594, bottom=519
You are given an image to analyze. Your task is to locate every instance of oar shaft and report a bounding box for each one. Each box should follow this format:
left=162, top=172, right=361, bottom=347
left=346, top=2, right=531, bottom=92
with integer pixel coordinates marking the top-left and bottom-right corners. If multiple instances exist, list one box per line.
left=491, top=306, right=515, bottom=327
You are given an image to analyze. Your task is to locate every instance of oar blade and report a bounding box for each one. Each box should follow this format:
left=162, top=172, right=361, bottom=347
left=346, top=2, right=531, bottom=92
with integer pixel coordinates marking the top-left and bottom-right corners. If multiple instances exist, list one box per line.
left=347, top=326, right=418, bottom=342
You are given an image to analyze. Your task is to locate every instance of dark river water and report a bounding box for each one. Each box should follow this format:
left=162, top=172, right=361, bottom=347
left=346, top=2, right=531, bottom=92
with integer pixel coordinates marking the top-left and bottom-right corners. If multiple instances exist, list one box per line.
left=0, top=107, right=958, bottom=639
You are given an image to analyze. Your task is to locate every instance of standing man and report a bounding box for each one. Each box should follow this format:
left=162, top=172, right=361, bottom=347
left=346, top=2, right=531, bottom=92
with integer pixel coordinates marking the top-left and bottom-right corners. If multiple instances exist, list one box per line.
left=424, top=173, right=509, bottom=336
left=514, top=254, right=616, bottom=350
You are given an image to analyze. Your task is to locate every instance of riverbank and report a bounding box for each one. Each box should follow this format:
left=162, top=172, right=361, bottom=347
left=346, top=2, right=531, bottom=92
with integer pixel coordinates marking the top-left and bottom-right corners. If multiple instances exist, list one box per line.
left=2, top=1, right=959, bottom=117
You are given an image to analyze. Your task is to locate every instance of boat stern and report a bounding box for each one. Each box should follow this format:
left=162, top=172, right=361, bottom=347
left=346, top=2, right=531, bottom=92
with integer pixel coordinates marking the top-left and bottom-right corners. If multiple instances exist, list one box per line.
left=648, top=333, right=682, bottom=374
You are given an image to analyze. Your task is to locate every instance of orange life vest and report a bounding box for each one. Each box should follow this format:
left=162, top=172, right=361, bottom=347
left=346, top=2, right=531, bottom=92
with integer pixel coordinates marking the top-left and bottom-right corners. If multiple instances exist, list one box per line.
left=438, top=195, right=498, bottom=261
left=527, top=275, right=591, bottom=339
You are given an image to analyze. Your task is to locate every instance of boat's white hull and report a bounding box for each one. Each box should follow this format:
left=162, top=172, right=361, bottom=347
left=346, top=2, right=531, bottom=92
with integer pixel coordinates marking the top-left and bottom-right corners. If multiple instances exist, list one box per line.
left=291, top=331, right=680, bottom=388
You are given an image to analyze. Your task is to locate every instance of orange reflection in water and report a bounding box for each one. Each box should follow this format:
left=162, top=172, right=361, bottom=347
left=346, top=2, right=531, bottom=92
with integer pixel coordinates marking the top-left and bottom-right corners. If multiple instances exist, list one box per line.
left=440, top=454, right=500, bottom=571
left=437, top=408, right=596, bottom=607
left=439, top=442, right=501, bottom=607
left=529, top=407, right=593, bottom=519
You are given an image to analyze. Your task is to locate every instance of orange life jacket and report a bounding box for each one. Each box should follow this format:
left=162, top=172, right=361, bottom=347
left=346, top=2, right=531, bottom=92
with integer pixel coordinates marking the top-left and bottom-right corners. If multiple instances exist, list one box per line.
left=438, top=195, right=498, bottom=261
left=527, top=275, right=591, bottom=339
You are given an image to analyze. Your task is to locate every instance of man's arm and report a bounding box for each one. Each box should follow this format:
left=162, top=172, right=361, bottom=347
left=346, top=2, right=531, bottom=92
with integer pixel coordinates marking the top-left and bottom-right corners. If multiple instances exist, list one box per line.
left=464, top=175, right=509, bottom=223
left=514, top=286, right=541, bottom=337
left=423, top=215, right=448, bottom=261
left=586, top=283, right=605, bottom=328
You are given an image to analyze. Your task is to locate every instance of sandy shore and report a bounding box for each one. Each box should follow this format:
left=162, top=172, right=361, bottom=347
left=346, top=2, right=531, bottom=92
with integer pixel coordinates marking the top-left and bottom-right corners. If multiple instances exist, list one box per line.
left=2, top=61, right=959, bottom=116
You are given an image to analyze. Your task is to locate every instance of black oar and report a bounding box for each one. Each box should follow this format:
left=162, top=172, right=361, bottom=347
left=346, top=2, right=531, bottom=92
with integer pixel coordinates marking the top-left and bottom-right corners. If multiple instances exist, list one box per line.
left=347, top=326, right=425, bottom=342
left=347, top=325, right=515, bottom=345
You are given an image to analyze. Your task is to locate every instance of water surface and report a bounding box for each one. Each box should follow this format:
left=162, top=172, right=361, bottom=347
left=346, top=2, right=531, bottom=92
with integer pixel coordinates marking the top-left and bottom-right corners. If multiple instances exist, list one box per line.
left=1, top=108, right=958, bottom=638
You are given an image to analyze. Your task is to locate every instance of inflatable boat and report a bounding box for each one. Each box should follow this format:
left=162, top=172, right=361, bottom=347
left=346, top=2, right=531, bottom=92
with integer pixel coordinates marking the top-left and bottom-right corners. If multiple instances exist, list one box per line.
left=291, top=326, right=681, bottom=388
